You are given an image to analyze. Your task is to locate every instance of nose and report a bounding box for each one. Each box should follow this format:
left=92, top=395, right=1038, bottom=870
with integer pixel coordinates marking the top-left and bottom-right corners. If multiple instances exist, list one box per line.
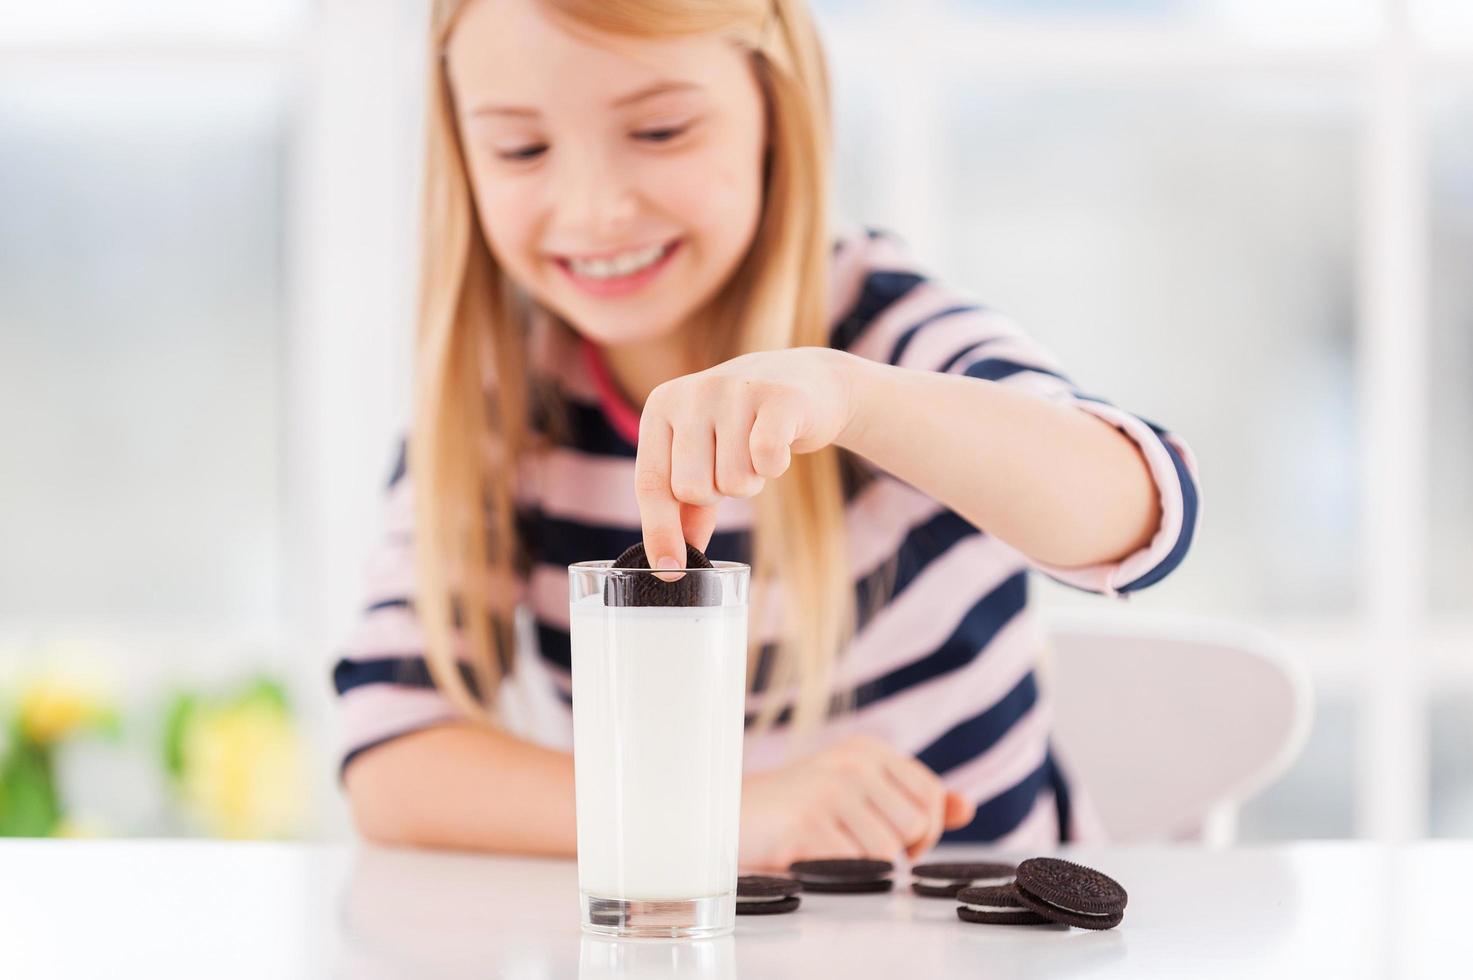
left=553, top=144, right=638, bottom=241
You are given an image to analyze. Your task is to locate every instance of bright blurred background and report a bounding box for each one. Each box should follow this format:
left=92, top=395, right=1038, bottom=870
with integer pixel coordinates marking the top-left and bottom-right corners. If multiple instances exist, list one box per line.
left=1, top=0, right=1469, bottom=843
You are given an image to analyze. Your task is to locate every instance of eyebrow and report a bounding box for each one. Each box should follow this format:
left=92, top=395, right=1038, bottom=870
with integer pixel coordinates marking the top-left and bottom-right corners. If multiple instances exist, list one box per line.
left=469, top=80, right=702, bottom=119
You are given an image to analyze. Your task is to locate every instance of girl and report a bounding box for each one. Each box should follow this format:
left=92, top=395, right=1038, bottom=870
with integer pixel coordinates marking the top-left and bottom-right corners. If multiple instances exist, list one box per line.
left=336, top=0, right=1200, bottom=869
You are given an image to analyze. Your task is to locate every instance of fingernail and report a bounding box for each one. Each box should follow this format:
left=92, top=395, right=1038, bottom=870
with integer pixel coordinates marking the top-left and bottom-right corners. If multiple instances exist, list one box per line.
left=656, top=556, right=681, bottom=570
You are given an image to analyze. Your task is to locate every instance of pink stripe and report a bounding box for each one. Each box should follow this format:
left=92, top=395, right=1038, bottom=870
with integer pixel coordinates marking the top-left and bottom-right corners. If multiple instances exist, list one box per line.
left=542, top=657, right=572, bottom=695
left=381, top=479, right=413, bottom=535
left=1028, top=400, right=1192, bottom=598
left=338, top=684, right=459, bottom=758
left=740, top=728, right=792, bottom=773
left=531, top=450, right=638, bottom=525
left=362, top=547, right=415, bottom=606
left=942, top=698, right=1052, bottom=803
left=528, top=448, right=756, bottom=531
left=340, top=605, right=426, bottom=660
left=529, top=565, right=570, bottom=626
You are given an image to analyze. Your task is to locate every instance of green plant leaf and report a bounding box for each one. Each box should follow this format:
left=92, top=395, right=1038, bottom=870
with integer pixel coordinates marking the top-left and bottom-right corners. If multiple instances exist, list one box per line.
left=161, top=693, right=196, bottom=781
left=0, top=740, right=61, bottom=837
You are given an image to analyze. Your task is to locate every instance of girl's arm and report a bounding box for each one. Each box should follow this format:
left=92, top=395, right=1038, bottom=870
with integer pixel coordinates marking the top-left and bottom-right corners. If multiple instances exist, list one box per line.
left=344, top=724, right=577, bottom=855
left=833, top=353, right=1161, bottom=569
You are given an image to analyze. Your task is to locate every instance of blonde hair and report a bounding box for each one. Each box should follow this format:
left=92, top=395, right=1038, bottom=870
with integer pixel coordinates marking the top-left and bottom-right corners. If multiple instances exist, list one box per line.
left=412, top=0, right=863, bottom=747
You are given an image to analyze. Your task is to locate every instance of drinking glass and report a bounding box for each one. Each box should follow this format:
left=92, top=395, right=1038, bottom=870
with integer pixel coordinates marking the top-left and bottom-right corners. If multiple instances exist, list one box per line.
left=568, top=559, right=750, bottom=939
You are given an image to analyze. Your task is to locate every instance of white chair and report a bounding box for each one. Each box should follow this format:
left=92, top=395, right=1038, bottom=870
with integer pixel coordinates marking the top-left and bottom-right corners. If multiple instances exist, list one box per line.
left=1039, top=610, right=1312, bottom=846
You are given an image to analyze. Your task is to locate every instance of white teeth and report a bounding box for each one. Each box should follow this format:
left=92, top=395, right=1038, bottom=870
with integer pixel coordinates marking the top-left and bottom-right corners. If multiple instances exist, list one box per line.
left=567, top=242, right=669, bottom=280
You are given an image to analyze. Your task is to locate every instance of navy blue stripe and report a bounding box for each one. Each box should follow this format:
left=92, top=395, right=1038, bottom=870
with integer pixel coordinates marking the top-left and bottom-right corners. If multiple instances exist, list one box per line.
left=854, top=508, right=980, bottom=626
left=749, top=643, right=779, bottom=694
left=536, top=621, right=571, bottom=672
left=829, top=270, right=926, bottom=352
left=521, top=512, right=753, bottom=569
left=936, top=338, right=999, bottom=374
left=386, top=438, right=407, bottom=489
left=916, top=671, right=1038, bottom=775
left=1068, top=396, right=1199, bottom=594
left=363, top=597, right=497, bottom=642
left=366, top=597, right=411, bottom=615
left=1047, top=746, right=1074, bottom=844
left=941, top=754, right=1054, bottom=843
left=962, top=358, right=1073, bottom=385
left=1116, top=433, right=1199, bottom=593
left=332, top=655, right=481, bottom=698
left=544, top=399, right=637, bottom=458
left=887, top=305, right=982, bottom=366
left=749, top=570, right=1028, bottom=727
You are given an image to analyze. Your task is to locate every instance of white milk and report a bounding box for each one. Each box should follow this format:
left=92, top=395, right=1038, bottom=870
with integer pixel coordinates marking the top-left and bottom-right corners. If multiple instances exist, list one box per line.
left=570, top=592, right=748, bottom=901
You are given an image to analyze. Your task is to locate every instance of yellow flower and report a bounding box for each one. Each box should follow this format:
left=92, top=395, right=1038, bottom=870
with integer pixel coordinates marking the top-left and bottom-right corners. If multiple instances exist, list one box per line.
left=178, top=699, right=306, bottom=839
left=16, top=675, right=112, bottom=745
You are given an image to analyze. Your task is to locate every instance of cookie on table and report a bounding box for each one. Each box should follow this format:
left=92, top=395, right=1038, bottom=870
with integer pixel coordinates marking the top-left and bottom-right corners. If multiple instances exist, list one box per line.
left=1011, top=857, right=1128, bottom=930
left=787, top=858, right=894, bottom=894
left=910, top=861, right=1017, bottom=898
left=736, top=875, right=802, bottom=915
left=955, top=883, right=1053, bottom=926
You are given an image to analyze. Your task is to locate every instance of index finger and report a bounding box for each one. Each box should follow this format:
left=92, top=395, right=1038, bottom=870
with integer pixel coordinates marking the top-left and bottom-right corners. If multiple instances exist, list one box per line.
left=634, top=414, right=687, bottom=580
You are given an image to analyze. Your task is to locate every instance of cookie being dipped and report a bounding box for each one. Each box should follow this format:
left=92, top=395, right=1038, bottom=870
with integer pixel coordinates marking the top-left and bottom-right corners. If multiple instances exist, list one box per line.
left=603, top=541, right=720, bottom=607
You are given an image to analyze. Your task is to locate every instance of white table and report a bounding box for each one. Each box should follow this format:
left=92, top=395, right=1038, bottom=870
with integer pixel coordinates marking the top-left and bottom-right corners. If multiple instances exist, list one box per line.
left=1, top=840, right=1467, bottom=978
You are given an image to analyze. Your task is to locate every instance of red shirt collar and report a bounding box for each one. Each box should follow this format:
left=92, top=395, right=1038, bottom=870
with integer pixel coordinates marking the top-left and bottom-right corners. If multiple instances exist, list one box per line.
left=579, top=337, right=642, bottom=446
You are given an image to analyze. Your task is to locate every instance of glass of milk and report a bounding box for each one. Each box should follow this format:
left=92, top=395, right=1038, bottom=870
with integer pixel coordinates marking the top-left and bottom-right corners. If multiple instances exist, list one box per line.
left=568, top=559, right=750, bottom=940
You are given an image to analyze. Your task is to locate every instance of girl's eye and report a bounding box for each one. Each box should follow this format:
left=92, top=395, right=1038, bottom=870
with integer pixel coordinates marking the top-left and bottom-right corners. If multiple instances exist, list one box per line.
left=497, top=144, right=547, bottom=162
left=634, top=125, right=688, bottom=144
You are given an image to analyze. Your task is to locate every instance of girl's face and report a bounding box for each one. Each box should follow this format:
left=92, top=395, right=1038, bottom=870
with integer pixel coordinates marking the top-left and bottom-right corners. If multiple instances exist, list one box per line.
left=446, top=0, right=768, bottom=348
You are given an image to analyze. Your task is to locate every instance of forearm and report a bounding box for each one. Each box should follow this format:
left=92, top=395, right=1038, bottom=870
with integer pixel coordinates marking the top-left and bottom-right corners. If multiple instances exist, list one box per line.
left=344, top=723, right=577, bottom=856
left=834, top=352, right=1162, bottom=568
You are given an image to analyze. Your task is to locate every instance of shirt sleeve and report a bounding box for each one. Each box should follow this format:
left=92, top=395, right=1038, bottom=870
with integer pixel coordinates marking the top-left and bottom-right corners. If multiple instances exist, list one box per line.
left=833, top=229, right=1201, bottom=598
left=332, top=439, right=483, bottom=774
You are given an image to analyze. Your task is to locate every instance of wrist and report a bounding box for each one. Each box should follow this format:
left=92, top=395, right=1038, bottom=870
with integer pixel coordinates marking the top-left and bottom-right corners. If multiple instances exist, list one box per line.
left=829, top=349, right=888, bottom=453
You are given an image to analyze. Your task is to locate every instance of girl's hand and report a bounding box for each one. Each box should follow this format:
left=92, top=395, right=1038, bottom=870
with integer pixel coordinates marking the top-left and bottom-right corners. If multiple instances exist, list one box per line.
left=634, top=347, right=856, bottom=569
left=737, top=734, right=978, bottom=872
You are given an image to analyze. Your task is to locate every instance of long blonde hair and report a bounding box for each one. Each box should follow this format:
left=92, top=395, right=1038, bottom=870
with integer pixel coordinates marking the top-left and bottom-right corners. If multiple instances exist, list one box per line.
left=412, top=0, right=859, bottom=745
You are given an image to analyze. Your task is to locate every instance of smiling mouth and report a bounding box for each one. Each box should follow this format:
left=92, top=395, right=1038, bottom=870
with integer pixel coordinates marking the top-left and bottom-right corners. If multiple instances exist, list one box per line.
left=553, top=238, right=682, bottom=296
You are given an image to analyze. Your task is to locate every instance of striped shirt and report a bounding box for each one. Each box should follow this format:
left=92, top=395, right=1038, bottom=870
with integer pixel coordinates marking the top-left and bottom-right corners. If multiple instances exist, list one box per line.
left=333, top=225, right=1201, bottom=848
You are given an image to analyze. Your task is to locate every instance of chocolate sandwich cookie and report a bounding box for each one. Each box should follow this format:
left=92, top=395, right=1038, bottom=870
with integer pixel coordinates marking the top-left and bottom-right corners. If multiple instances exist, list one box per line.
left=604, top=542, right=719, bottom=607
left=955, top=883, right=1053, bottom=926
left=736, top=875, right=802, bottom=915
left=1012, top=857, right=1128, bottom=930
left=787, top=858, right=894, bottom=894
left=910, top=861, right=1017, bottom=898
